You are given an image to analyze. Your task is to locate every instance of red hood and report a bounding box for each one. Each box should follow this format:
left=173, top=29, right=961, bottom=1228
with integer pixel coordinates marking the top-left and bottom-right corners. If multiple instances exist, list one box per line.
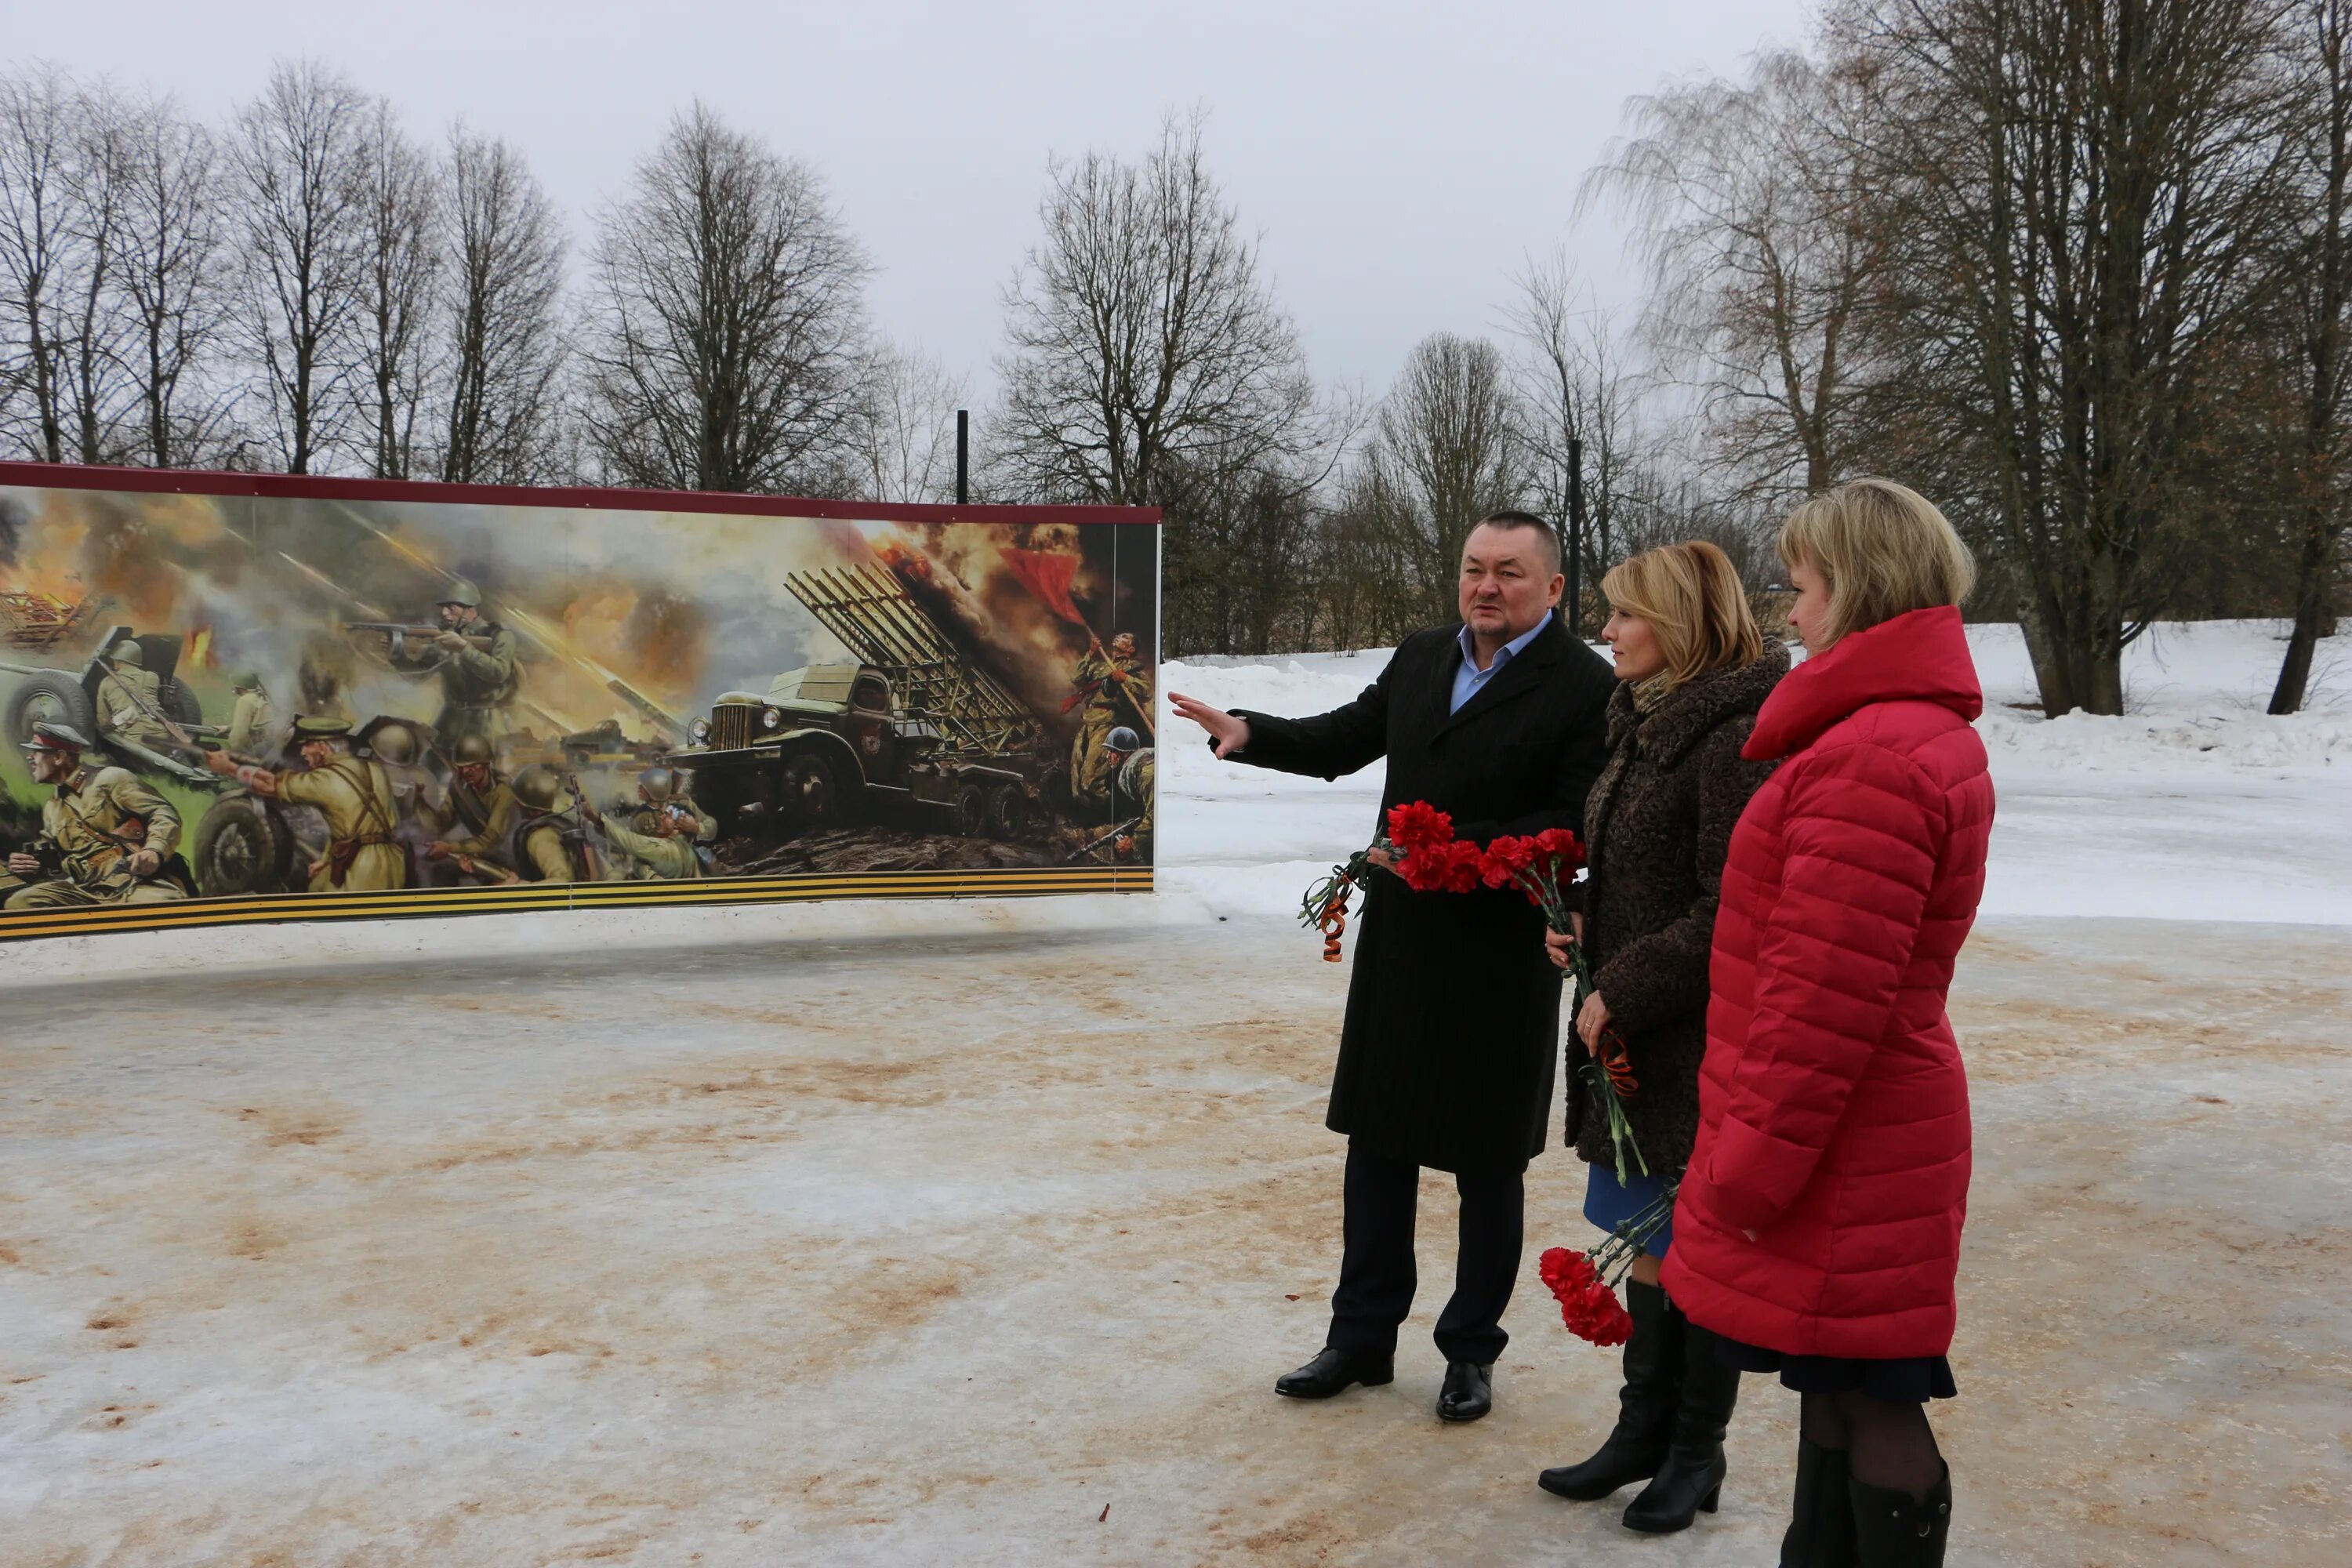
left=1744, top=605, right=1983, bottom=762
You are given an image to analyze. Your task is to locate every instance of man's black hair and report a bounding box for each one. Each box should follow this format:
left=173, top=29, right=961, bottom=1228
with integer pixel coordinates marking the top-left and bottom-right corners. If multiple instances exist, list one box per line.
left=1471, top=510, right=1563, bottom=575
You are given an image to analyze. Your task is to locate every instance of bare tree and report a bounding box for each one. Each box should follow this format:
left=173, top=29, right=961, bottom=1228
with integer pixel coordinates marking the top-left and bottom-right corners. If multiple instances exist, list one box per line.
left=55, top=81, right=140, bottom=465
left=0, top=64, right=89, bottom=462
left=1505, top=254, right=1664, bottom=631
left=227, top=60, right=372, bottom=475
left=846, top=338, right=967, bottom=503
left=349, top=97, right=440, bottom=479
left=993, top=111, right=1323, bottom=506
left=582, top=103, right=870, bottom=494
left=1844, top=0, right=2302, bottom=714
left=2271, top=0, right=2352, bottom=712
left=1584, top=49, right=1887, bottom=503
left=114, top=90, right=236, bottom=467
left=438, top=125, right=566, bottom=485
left=1364, top=332, right=1528, bottom=624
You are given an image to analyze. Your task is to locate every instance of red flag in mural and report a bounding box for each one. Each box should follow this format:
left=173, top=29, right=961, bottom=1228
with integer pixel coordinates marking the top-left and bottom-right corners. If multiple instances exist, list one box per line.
left=1005, top=547, right=1086, bottom=625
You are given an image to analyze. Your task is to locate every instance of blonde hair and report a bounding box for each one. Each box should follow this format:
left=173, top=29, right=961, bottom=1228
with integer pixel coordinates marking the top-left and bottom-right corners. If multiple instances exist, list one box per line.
left=1600, top=540, right=1765, bottom=690
left=1777, top=477, right=1976, bottom=644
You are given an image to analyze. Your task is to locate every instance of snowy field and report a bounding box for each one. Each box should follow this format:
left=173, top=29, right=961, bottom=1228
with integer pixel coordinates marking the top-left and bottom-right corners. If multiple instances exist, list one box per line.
left=2, top=621, right=2348, bottom=1566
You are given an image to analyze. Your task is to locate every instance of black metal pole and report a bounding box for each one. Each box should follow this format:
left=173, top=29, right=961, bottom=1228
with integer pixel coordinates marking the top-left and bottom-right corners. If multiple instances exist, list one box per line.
left=1566, top=436, right=1586, bottom=637
left=955, top=408, right=969, bottom=506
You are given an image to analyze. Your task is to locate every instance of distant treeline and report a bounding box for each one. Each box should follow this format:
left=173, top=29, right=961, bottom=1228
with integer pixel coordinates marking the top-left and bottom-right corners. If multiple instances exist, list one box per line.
left=4, top=2, right=2349, bottom=716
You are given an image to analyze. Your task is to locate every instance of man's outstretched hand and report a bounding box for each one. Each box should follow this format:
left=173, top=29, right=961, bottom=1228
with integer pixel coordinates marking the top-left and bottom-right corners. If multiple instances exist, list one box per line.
left=1167, top=692, right=1251, bottom=759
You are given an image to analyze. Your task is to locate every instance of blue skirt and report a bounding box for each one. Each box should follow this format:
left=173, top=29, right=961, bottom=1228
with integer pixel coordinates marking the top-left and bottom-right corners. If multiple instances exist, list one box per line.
left=1583, top=1161, right=1676, bottom=1258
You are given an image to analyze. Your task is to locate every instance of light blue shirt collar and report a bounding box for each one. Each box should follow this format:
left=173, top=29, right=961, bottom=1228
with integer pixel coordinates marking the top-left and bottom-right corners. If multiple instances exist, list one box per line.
left=1450, top=611, right=1552, bottom=713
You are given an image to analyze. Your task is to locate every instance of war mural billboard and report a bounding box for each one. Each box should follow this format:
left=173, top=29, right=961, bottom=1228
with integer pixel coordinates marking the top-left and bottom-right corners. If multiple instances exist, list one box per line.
left=0, top=464, right=1158, bottom=942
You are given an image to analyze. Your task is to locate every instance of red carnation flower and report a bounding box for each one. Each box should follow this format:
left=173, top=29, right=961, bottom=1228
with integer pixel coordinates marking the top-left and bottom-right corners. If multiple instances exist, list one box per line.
left=1533, top=826, right=1587, bottom=872
left=1385, top=801, right=1455, bottom=853
left=1538, top=1244, right=1635, bottom=1346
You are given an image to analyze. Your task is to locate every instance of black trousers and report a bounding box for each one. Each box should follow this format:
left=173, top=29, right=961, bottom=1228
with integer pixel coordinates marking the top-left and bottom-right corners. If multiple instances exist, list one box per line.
left=1325, top=1139, right=1525, bottom=1365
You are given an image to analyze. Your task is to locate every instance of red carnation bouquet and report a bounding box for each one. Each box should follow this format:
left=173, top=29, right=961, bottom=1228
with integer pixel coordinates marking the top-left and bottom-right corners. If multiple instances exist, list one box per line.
left=1297, top=801, right=1487, bottom=959
left=1538, top=1180, right=1678, bottom=1346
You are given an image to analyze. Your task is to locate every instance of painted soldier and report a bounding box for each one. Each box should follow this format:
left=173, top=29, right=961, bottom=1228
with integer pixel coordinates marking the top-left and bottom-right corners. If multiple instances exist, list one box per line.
left=224, top=670, right=276, bottom=755
left=1069, top=630, right=1152, bottom=803
left=2, top=723, right=191, bottom=909
left=392, top=579, right=520, bottom=746
left=358, top=718, right=446, bottom=886
left=628, top=767, right=716, bottom=845
left=589, top=775, right=701, bottom=882
left=94, top=640, right=172, bottom=750
left=498, top=764, right=601, bottom=884
left=1102, top=726, right=1156, bottom=862
left=206, top=716, right=405, bottom=892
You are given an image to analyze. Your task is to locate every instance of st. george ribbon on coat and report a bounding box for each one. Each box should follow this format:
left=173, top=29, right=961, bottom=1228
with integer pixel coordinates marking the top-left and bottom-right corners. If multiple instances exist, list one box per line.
left=1222, top=615, right=1616, bottom=1174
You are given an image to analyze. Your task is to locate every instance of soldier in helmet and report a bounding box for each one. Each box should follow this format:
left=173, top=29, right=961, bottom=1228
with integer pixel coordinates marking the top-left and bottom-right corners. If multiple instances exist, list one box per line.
left=93, top=639, right=173, bottom=752
left=629, top=765, right=717, bottom=846
left=390, top=578, right=520, bottom=748
left=1069, top=630, right=1152, bottom=808
left=3, top=723, right=191, bottom=909
left=499, top=764, right=600, bottom=884
left=424, top=732, right=521, bottom=880
left=224, top=670, right=276, bottom=755
left=586, top=770, right=702, bottom=881
left=1101, top=725, right=1156, bottom=862
left=205, top=716, right=406, bottom=891
left=358, top=717, right=446, bottom=886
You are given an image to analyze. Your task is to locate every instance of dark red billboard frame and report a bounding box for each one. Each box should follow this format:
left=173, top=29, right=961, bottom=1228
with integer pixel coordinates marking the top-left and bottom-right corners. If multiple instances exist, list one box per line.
left=0, top=459, right=1160, bottom=527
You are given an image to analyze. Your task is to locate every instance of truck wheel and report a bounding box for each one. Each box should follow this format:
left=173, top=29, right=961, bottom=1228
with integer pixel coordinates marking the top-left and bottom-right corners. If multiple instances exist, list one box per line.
left=956, top=783, right=989, bottom=837
left=781, top=752, right=839, bottom=826
left=160, top=677, right=204, bottom=730
left=987, top=783, right=1032, bottom=840
left=192, top=794, right=294, bottom=895
left=5, top=670, right=96, bottom=749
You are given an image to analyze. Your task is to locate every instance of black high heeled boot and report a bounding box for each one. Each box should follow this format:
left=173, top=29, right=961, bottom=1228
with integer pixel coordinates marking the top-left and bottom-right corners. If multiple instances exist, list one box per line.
left=1621, top=1313, right=1740, bottom=1533
left=1538, top=1278, right=1678, bottom=1501
left=1780, top=1436, right=1857, bottom=1566
left=1849, top=1464, right=1951, bottom=1566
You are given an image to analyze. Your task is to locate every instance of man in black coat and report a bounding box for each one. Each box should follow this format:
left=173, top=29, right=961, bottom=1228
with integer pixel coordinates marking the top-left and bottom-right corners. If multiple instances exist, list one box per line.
left=1171, top=511, right=1615, bottom=1423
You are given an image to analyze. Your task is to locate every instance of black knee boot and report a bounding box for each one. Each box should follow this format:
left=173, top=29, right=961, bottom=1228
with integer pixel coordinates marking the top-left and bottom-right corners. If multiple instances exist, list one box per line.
left=1621, top=1308, right=1739, bottom=1533
left=1537, top=1278, right=1677, bottom=1501
left=1849, top=1464, right=1951, bottom=1566
left=1780, top=1436, right=1857, bottom=1566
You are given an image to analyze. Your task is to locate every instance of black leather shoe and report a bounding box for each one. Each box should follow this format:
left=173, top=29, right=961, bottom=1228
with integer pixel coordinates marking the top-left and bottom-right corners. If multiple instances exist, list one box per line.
left=1274, top=1346, right=1394, bottom=1399
left=1540, top=1277, right=1678, bottom=1499
left=1436, top=1359, right=1493, bottom=1422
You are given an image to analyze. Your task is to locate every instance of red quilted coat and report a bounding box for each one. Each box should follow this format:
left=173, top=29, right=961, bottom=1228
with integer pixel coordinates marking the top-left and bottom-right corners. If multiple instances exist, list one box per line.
left=1661, top=606, right=1994, bottom=1360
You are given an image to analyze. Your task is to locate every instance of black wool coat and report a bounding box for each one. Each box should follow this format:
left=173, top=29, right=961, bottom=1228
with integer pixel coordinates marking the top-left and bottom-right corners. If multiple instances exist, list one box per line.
left=1226, top=616, right=1615, bottom=1174
left=1563, top=644, right=1788, bottom=1174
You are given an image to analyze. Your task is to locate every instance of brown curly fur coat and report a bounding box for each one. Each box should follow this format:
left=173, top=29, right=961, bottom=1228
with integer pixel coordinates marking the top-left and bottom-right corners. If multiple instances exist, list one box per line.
left=1565, top=644, right=1789, bottom=1172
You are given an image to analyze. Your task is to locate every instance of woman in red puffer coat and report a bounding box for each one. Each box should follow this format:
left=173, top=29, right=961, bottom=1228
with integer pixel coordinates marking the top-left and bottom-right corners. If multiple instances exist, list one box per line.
left=1662, top=478, right=1992, bottom=1568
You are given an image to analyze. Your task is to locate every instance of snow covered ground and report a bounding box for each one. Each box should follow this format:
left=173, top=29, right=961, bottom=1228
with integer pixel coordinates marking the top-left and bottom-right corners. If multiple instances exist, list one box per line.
left=2, top=620, right=2348, bottom=1566
left=1157, top=619, right=2352, bottom=929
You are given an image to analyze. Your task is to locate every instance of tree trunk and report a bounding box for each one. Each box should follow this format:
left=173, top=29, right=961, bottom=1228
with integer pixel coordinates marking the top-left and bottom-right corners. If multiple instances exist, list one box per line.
left=2017, top=589, right=2077, bottom=718
left=2270, top=510, right=2342, bottom=713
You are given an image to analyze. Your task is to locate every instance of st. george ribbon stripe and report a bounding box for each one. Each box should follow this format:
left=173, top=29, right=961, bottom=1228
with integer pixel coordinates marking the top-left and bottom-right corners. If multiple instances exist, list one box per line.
left=0, top=866, right=1151, bottom=942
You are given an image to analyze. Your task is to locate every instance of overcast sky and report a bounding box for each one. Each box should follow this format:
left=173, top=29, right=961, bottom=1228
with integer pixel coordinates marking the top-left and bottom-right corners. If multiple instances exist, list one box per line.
left=18, top=0, right=1815, bottom=401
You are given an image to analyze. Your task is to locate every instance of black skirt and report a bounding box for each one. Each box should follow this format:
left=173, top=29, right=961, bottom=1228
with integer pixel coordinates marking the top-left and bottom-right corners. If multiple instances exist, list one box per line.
left=1711, top=1332, right=1957, bottom=1403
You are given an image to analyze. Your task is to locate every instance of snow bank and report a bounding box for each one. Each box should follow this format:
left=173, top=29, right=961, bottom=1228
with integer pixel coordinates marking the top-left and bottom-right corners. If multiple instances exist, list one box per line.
left=1160, top=619, right=2352, bottom=929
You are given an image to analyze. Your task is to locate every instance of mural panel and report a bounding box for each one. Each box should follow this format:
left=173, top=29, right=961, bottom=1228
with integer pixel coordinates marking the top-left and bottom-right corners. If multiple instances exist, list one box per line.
left=0, top=468, right=1158, bottom=939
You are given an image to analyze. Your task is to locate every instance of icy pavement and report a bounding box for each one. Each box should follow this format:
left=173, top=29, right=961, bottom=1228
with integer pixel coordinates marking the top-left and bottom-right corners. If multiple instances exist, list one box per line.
left=2, top=917, right=2347, bottom=1566
left=2, top=620, right=2349, bottom=1565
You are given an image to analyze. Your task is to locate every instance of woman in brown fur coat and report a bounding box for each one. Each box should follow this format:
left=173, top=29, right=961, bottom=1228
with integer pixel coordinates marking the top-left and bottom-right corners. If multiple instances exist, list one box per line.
left=1537, top=541, right=1788, bottom=1534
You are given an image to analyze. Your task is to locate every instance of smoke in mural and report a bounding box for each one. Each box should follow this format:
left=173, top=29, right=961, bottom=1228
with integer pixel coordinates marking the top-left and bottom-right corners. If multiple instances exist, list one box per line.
left=0, top=470, right=1158, bottom=939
